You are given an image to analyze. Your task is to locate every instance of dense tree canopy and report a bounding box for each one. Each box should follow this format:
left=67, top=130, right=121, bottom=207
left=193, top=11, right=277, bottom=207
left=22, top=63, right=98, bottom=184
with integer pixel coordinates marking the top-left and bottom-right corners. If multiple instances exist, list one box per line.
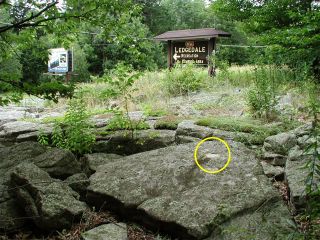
left=213, top=0, right=320, bottom=77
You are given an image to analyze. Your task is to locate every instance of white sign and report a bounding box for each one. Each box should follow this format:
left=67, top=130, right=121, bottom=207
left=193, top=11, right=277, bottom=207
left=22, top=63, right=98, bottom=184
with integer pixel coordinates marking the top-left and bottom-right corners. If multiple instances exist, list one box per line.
left=48, top=48, right=69, bottom=73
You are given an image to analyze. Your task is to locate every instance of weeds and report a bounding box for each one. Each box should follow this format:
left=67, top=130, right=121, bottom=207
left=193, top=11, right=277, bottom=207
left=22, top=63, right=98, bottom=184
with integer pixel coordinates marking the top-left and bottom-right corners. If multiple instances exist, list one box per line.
left=246, top=66, right=279, bottom=120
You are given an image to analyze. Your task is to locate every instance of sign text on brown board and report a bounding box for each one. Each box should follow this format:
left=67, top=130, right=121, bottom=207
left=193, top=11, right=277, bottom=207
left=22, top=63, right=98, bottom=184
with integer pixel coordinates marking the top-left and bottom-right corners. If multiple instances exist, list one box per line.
left=172, top=41, right=208, bottom=65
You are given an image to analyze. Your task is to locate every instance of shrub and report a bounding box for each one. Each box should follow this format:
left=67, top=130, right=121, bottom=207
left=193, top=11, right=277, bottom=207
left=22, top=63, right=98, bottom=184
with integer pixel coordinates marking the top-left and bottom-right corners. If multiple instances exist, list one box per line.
left=163, top=63, right=206, bottom=96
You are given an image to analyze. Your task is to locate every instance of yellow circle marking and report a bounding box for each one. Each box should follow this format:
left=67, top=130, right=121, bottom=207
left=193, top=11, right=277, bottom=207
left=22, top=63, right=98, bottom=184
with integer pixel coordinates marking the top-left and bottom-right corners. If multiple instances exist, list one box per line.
left=194, top=137, right=232, bottom=174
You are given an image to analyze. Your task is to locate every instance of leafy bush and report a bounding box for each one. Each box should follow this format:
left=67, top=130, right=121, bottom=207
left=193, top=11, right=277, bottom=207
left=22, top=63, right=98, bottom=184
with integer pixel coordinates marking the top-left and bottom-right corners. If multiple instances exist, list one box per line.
left=246, top=66, right=279, bottom=120
left=38, top=95, right=95, bottom=155
left=163, top=63, right=207, bottom=96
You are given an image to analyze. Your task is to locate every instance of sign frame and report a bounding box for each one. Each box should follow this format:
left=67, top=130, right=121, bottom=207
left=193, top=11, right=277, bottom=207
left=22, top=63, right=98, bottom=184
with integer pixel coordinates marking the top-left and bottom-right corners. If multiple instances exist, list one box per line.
left=48, top=48, right=73, bottom=74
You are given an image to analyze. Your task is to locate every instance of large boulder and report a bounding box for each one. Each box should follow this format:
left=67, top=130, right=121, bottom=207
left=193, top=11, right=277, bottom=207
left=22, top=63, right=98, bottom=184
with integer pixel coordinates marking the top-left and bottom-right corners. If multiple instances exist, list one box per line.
left=16, top=125, right=53, bottom=142
left=82, top=223, right=127, bottom=240
left=0, top=142, right=82, bottom=231
left=285, top=145, right=320, bottom=210
left=32, top=148, right=81, bottom=179
left=10, top=162, right=88, bottom=230
left=0, top=121, right=41, bottom=139
left=0, top=142, right=47, bottom=185
left=87, top=141, right=293, bottom=239
left=94, top=130, right=176, bottom=155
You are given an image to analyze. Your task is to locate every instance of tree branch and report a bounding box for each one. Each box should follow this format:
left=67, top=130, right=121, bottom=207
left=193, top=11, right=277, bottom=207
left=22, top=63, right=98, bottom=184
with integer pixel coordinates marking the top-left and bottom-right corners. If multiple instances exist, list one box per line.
left=0, top=1, right=59, bottom=33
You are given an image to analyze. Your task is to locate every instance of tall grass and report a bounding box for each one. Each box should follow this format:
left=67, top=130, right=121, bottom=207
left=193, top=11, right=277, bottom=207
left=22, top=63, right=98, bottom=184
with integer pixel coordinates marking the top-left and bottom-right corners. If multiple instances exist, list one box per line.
left=215, top=65, right=296, bottom=88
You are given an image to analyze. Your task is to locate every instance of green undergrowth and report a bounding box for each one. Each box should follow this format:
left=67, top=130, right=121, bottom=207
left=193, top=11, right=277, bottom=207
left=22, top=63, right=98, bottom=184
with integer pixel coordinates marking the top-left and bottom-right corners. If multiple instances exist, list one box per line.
left=141, top=103, right=168, bottom=117
left=97, top=117, right=150, bottom=135
left=41, top=115, right=65, bottom=124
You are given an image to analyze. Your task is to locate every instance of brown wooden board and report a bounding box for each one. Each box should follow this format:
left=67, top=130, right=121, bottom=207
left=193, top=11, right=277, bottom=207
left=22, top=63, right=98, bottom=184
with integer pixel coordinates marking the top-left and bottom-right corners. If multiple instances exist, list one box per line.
left=172, top=41, right=208, bottom=65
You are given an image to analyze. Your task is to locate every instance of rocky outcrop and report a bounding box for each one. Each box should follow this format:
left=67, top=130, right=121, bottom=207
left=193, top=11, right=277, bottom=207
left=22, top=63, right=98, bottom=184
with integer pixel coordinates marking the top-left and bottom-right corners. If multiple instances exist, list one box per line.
left=82, top=223, right=127, bottom=240
left=285, top=144, right=319, bottom=210
left=10, top=162, right=87, bottom=230
left=87, top=141, right=292, bottom=239
left=0, top=142, right=82, bottom=231
left=262, top=133, right=297, bottom=166
left=262, top=123, right=319, bottom=211
left=176, top=120, right=237, bottom=140
left=0, top=142, right=47, bottom=186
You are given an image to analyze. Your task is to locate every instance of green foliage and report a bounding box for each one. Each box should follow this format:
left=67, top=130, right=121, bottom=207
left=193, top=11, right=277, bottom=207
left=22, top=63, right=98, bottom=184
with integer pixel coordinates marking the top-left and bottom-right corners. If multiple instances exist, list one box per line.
left=105, top=112, right=149, bottom=131
left=142, top=103, right=167, bottom=117
left=212, top=0, right=320, bottom=79
left=62, top=96, right=96, bottom=154
left=163, top=63, right=207, bottom=96
left=71, top=43, right=90, bottom=82
left=102, top=17, right=164, bottom=71
left=97, top=63, right=144, bottom=137
left=0, top=0, right=136, bottom=105
left=37, top=130, right=49, bottom=146
left=39, top=95, right=96, bottom=155
left=246, top=67, right=279, bottom=120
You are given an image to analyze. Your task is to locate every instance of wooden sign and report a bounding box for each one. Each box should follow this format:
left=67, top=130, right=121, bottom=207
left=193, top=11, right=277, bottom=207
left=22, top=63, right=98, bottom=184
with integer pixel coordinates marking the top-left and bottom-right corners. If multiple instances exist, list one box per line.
left=172, top=41, right=208, bottom=65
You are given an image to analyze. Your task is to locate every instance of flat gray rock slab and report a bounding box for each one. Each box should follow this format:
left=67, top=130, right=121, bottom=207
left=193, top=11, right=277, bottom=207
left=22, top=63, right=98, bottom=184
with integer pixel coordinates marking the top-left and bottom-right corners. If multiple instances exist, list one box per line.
left=82, top=223, right=127, bottom=240
left=88, top=141, right=290, bottom=239
left=0, top=121, right=51, bottom=141
left=176, top=120, right=237, bottom=140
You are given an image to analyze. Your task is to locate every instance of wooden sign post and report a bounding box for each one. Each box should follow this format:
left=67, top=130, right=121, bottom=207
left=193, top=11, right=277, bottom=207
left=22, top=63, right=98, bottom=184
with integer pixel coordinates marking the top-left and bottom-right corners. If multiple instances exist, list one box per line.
left=155, top=28, right=230, bottom=76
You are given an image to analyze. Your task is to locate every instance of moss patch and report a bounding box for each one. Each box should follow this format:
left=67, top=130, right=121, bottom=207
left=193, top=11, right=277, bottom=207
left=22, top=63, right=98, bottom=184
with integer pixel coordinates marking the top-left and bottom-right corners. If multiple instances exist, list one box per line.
left=154, top=117, right=183, bottom=130
left=196, top=117, right=279, bottom=134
